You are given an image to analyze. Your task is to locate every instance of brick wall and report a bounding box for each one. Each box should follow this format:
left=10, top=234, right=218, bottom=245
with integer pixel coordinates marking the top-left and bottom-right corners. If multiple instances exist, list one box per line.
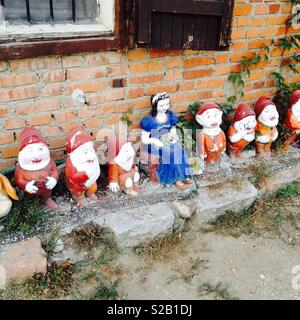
left=0, top=0, right=299, bottom=171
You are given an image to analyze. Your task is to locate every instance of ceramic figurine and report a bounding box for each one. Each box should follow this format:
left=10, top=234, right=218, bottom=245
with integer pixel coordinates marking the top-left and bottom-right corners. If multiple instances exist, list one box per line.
left=195, top=102, right=226, bottom=168
left=283, top=90, right=300, bottom=149
left=140, top=92, right=193, bottom=190
left=254, top=96, right=279, bottom=158
left=65, top=125, right=100, bottom=207
left=0, top=173, right=19, bottom=218
left=14, top=127, right=59, bottom=209
left=108, top=134, right=140, bottom=196
left=227, top=103, right=257, bottom=159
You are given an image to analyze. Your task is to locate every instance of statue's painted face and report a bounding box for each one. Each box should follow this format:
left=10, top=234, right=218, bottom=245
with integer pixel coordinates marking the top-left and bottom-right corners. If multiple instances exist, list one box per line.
left=157, top=98, right=170, bottom=114
left=258, top=104, right=279, bottom=127
left=71, top=141, right=97, bottom=165
left=196, top=108, right=223, bottom=128
left=292, top=100, right=300, bottom=119
left=234, top=115, right=257, bottom=131
left=18, top=143, right=50, bottom=171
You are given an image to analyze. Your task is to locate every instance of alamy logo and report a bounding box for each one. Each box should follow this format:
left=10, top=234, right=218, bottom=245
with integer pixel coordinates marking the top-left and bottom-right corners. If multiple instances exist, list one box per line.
left=0, top=265, right=6, bottom=289
left=291, top=265, right=300, bottom=290
left=292, top=5, right=300, bottom=30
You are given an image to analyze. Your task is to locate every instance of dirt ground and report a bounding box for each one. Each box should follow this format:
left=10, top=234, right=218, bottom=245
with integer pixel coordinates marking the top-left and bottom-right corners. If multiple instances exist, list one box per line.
left=117, top=230, right=300, bottom=300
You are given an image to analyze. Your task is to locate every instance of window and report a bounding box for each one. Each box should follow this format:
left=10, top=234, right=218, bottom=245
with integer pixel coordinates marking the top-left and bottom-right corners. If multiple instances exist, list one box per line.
left=0, top=0, right=115, bottom=41
left=0, top=0, right=128, bottom=59
left=137, top=0, right=235, bottom=51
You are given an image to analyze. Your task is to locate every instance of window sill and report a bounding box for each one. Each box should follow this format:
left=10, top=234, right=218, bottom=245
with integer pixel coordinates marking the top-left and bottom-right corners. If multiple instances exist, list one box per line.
left=0, top=23, right=114, bottom=42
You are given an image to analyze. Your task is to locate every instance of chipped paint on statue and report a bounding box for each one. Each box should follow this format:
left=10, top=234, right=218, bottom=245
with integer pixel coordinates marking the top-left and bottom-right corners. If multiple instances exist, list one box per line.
left=195, top=102, right=226, bottom=171
left=14, top=127, right=59, bottom=209
left=0, top=173, right=19, bottom=218
left=65, top=125, right=100, bottom=207
left=283, top=90, right=300, bottom=149
left=227, top=103, right=257, bottom=160
left=254, top=96, right=279, bottom=159
left=108, top=134, right=140, bottom=196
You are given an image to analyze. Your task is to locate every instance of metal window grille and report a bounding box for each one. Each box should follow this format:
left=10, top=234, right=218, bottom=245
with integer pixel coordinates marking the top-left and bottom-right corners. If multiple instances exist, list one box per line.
left=0, top=0, right=98, bottom=25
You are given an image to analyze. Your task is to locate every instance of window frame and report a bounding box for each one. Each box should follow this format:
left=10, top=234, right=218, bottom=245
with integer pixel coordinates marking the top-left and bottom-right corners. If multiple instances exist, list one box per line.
left=0, top=0, right=128, bottom=60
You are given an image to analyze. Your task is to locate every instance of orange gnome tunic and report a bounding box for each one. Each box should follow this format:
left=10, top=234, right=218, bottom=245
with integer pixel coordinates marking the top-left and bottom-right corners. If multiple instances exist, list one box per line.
left=283, top=108, right=300, bottom=148
left=198, top=130, right=226, bottom=165
left=108, top=161, right=138, bottom=189
left=255, top=122, right=277, bottom=155
left=227, top=125, right=254, bottom=156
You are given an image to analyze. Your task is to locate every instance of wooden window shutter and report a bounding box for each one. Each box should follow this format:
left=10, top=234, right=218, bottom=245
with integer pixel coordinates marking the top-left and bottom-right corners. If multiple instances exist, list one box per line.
left=137, top=0, right=235, bottom=50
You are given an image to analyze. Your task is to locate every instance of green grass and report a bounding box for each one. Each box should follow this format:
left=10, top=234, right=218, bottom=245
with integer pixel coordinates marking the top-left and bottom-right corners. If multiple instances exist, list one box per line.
left=204, top=181, right=300, bottom=238
left=92, top=281, right=119, bottom=300
left=43, top=228, right=61, bottom=259
left=0, top=263, right=76, bottom=300
left=0, top=196, right=46, bottom=235
left=198, top=282, right=239, bottom=300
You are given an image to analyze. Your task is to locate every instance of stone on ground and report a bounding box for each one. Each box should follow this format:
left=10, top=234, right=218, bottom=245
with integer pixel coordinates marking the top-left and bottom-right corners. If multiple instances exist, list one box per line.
left=0, top=238, right=47, bottom=288
left=192, top=180, right=258, bottom=226
left=93, top=203, right=175, bottom=249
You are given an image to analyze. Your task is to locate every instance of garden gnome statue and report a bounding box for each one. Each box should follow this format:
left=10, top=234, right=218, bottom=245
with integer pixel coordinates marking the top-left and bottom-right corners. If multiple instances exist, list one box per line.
left=195, top=102, right=226, bottom=169
left=140, top=92, right=193, bottom=190
left=14, top=127, right=59, bottom=209
left=254, top=96, right=279, bottom=158
left=283, top=90, right=300, bottom=149
left=227, top=103, right=257, bottom=159
left=0, top=173, right=19, bottom=218
left=108, top=133, right=140, bottom=196
left=65, top=125, right=100, bottom=207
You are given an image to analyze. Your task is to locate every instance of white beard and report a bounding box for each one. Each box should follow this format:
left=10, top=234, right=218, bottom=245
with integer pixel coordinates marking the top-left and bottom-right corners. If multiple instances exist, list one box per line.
left=292, top=107, right=300, bottom=121
left=115, top=154, right=134, bottom=172
left=258, top=118, right=278, bottom=128
left=18, top=156, right=50, bottom=171
left=203, top=127, right=221, bottom=136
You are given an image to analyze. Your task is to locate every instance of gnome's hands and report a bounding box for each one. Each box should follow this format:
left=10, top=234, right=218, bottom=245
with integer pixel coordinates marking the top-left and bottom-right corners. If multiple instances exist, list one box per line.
left=109, top=182, right=120, bottom=193
left=46, top=177, right=57, bottom=190
left=25, top=180, right=38, bottom=194
left=133, top=172, right=140, bottom=184
left=256, top=135, right=270, bottom=144
left=153, top=139, right=164, bottom=148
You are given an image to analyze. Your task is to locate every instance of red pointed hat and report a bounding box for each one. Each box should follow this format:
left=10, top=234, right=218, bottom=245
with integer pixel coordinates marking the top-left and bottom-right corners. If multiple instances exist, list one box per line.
left=254, top=96, right=276, bottom=117
left=234, top=103, right=256, bottom=122
left=66, top=125, right=93, bottom=154
left=19, top=127, right=48, bottom=151
left=107, top=133, right=129, bottom=162
left=196, top=102, right=221, bottom=116
left=290, top=90, right=300, bottom=107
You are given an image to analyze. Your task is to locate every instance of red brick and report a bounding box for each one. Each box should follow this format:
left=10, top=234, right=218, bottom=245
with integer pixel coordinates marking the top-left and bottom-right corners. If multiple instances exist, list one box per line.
left=65, top=80, right=105, bottom=94
left=30, top=114, right=52, bottom=126
left=255, top=4, right=269, bottom=15
left=10, top=57, right=61, bottom=72
left=129, top=61, right=163, bottom=73
left=40, top=126, right=61, bottom=137
left=42, top=70, right=65, bottom=83
left=4, top=119, right=26, bottom=130
left=0, top=132, right=14, bottom=145
left=54, top=111, right=77, bottom=123
left=215, top=54, right=229, bottom=64
left=184, top=57, right=214, bottom=68
left=234, top=5, right=253, bottom=16
left=41, top=83, right=63, bottom=97
left=0, top=86, right=39, bottom=103
left=128, top=49, right=148, bottom=61
left=0, top=107, right=10, bottom=117
left=85, top=118, right=102, bottom=128
left=165, top=57, right=183, bottom=69
left=164, top=69, right=182, bottom=81
left=85, top=52, right=122, bottom=66
left=146, top=84, right=178, bottom=96
left=67, top=68, right=106, bottom=80
left=0, top=158, right=16, bottom=171
left=0, top=73, right=38, bottom=87
left=48, top=137, right=66, bottom=149
left=117, top=102, right=135, bottom=113
left=16, top=99, right=60, bottom=115
left=128, top=88, right=144, bottom=99
left=1, top=145, right=19, bottom=158
left=78, top=108, right=97, bottom=118
left=269, top=4, right=280, bottom=14
left=62, top=55, right=84, bottom=68
left=129, top=74, right=163, bottom=85
left=150, top=49, right=181, bottom=58
left=178, top=81, right=196, bottom=91
left=183, top=69, right=213, bottom=80
left=97, top=104, right=117, bottom=115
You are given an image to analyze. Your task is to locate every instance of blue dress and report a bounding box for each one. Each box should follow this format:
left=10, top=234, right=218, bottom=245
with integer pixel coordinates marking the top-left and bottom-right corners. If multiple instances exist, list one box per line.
left=140, top=111, right=192, bottom=185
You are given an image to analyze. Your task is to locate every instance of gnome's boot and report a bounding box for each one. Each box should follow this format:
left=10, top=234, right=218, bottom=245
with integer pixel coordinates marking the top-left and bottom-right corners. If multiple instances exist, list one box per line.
left=86, top=183, right=98, bottom=200
left=256, top=142, right=272, bottom=159
left=42, top=192, right=58, bottom=210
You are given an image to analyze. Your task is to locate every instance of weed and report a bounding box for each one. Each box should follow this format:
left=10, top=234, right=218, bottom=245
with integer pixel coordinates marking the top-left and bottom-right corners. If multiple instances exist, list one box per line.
left=135, top=228, right=185, bottom=262
left=121, top=109, right=133, bottom=127
left=0, top=263, right=75, bottom=300
left=276, top=181, right=300, bottom=199
left=198, top=282, right=239, bottom=300
left=92, top=281, right=119, bottom=300
left=43, top=228, right=61, bottom=258
left=247, top=161, right=271, bottom=187
left=0, top=196, right=46, bottom=235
